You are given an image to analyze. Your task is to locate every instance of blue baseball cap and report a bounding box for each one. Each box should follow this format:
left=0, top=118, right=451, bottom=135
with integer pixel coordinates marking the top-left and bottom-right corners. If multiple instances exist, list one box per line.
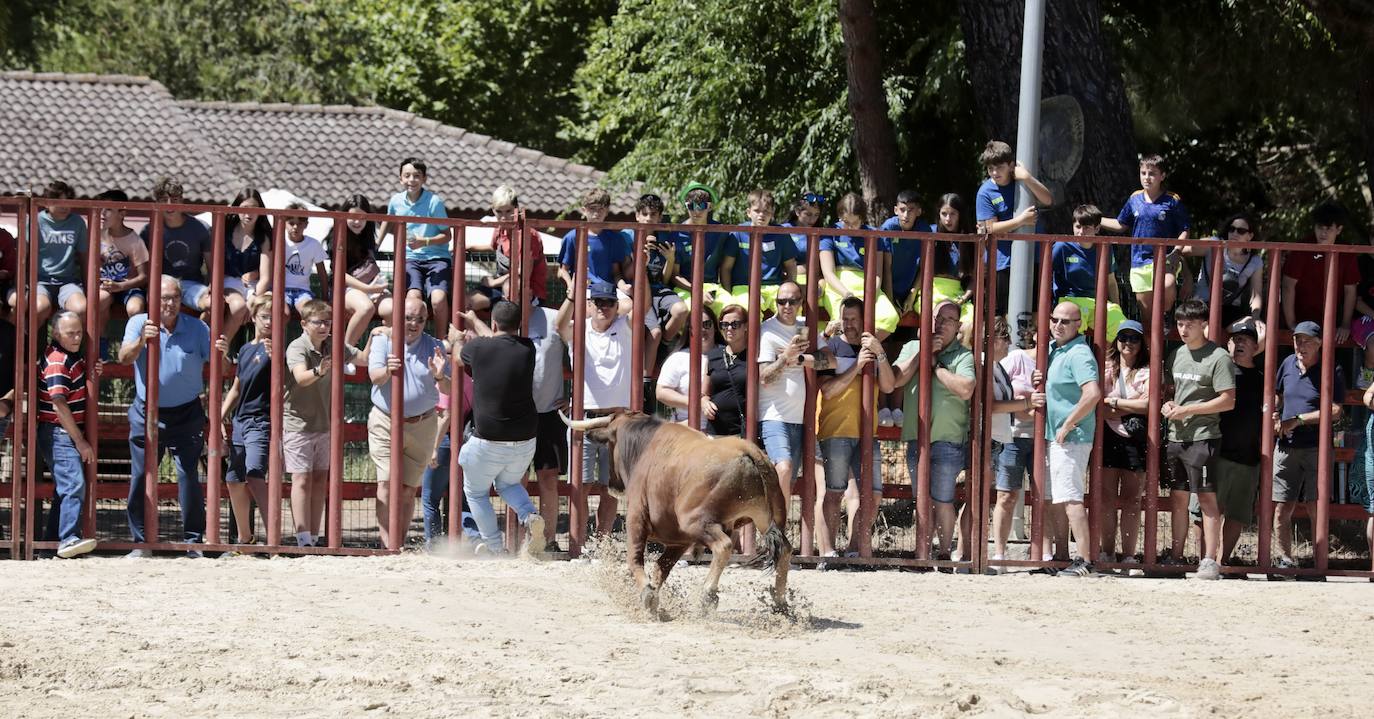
left=588, top=282, right=618, bottom=300
left=1293, top=321, right=1321, bottom=339
left=1116, top=319, right=1144, bottom=338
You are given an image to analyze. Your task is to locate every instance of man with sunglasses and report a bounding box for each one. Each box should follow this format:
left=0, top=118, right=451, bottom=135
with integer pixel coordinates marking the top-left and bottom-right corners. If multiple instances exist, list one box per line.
left=557, top=281, right=635, bottom=536
left=757, top=282, right=817, bottom=529
left=1033, top=301, right=1101, bottom=577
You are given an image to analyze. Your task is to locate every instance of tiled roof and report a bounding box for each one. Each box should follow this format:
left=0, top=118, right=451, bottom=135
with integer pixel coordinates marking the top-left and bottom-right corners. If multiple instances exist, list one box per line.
left=0, top=71, right=634, bottom=215
left=0, top=72, right=240, bottom=202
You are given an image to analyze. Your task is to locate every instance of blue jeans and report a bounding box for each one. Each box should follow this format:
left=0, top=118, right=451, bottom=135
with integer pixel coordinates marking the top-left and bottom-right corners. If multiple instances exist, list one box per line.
left=820, top=438, right=882, bottom=492
left=458, top=437, right=538, bottom=550
left=421, top=434, right=478, bottom=543
left=995, top=437, right=1035, bottom=492
left=582, top=434, right=612, bottom=486
left=906, top=440, right=968, bottom=504
left=127, top=400, right=206, bottom=544
left=38, top=423, right=86, bottom=543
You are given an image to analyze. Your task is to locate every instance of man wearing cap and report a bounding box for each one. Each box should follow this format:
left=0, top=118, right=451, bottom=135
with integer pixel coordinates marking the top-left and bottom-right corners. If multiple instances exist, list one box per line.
left=1271, top=319, right=1344, bottom=575
left=1032, top=300, right=1101, bottom=577
left=557, top=281, right=635, bottom=536
left=893, top=300, right=975, bottom=561
left=1217, top=317, right=1265, bottom=568
left=1161, top=299, right=1236, bottom=580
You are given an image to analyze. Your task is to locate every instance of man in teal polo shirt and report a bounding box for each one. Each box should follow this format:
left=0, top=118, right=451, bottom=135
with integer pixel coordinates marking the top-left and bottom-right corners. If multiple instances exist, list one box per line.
left=893, top=301, right=975, bottom=560
left=1036, top=300, right=1101, bottom=577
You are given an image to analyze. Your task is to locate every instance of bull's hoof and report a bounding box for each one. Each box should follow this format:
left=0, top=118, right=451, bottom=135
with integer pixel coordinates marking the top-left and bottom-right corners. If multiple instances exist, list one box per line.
left=640, top=586, right=661, bottom=615
left=697, top=589, right=719, bottom=614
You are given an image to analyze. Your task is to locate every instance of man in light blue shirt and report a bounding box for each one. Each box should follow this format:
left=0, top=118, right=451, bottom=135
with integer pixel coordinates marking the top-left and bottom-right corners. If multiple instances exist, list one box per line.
left=118, top=275, right=226, bottom=556
left=367, top=296, right=453, bottom=547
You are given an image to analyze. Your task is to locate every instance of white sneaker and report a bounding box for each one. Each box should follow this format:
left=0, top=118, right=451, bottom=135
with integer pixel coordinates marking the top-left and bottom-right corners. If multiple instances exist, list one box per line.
left=878, top=408, right=894, bottom=427
left=522, top=515, right=546, bottom=558
left=124, top=549, right=151, bottom=559
left=57, top=537, right=97, bottom=559
left=1121, top=556, right=1143, bottom=577
left=1195, top=557, right=1221, bottom=580
left=986, top=554, right=1005, bottom=576
left=890, top=408, right=904, bottom=425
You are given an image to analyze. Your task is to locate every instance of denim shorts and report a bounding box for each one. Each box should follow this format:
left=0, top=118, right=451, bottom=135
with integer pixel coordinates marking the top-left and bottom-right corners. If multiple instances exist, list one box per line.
left=227, top=421, right=269, bottom=484
left=178, top=279, right=210, bottom=310
left=820, top=437, right=882, bottom=493
left=995, top=437, right=1034, bottom=492
left=760, top=420, right=811, bottom=478
left=906, top=440, right=967, bottom=504
left=284, top=287, right=315, bottom=308
left=406, top=257, right=453, bottom=298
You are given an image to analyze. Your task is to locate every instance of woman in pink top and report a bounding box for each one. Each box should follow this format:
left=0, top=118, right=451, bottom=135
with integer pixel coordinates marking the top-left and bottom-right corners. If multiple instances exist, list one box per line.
left=1100, top=319, right=1151, bottom=570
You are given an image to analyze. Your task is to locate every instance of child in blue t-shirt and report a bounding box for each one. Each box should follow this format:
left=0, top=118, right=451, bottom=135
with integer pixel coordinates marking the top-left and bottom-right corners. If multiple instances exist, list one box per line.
left=557, top=187, right=631, bottom=299
left=669, top=183, right=731, bottom=314
left=629, top=192, right=688, bottom=373
left=1051, top=205, right=1125, bottom=341
left=380, top=157, right=453, bottom=338
left=881, top=190, right=935, bottom=312
left=782, top=192, right=826, bottom=287
left=974, top=140, right=1053, bottom=315
left=818, top=192, right=898, bottom=338
left=12, top=181, right=89, bottom=326
left=1099, top=154, right=1191, bottom=333
left=717, top=189, right=797, bottom=313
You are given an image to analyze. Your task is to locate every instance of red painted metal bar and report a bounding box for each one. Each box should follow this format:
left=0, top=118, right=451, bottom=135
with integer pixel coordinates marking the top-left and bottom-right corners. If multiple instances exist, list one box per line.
left=568, top=226, right=590, bottom=557
left=914, top=237, right=935, bottom=560
left=977, top=236, right=1000, bottom=571
left=22, top=203, right=40, bottom=558
left=205, top=211, right=226, bottom=544
left=519, top=219, right=533, bottom=324
left=267, top=215, right=287, bottom=550
left=448, top=225, right=467, bottom=542
left=83, top=206, right=103, bottom=540
left=142, top=210, right=165, bottom=546
left=1258, top=249, right=1282, bottom=571
left=1143, top=242, right=1166, bottom=565
left=687, top=230, right=705, bottom=432
left=1315, top=253, right=1339, bottom=571
left=799, top=228, right=820, bottom=557
left=505, top=219, right=527, bottom=553
left=857, top=228, right=879, bottom=557
left=745, top=228, right=763, bottom=444
left=629, top=228, right=647, bottom=412
left=328, top=218, right=347, bottom=549
left=1207, top=246, right=1225, bottom=342
left=965, top=234, right=987, bottom=572
left=1088, top=238, right=1110, bottom=561
left=7, top=199, right=28, bottom=556
left=1029, top=240, right=1053, bottom=558
left=387, top=221, right=408, bottom=550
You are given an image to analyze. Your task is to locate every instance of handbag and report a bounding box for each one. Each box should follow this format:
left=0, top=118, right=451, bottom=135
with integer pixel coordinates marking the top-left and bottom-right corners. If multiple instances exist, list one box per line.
left=1117, top=370, right=1149, bottom=442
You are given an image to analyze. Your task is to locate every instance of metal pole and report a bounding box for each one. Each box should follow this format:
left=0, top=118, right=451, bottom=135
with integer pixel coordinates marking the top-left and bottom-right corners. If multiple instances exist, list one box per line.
left=506, top=219, right=525, bottom=553
left=1008, top=0, right=1047, bottom=346
left=205, top=212, right=226, bottom=545
left=1030, top=240, right=1052, bottom=562
left=22, top=202, right=40, bottom=558
left=799, top=230, right=820, bottom=557
left=568, top=226, right=590, bottom=557
left=328, top=219, right=347, bottom=549
left=1089, top=239, right=1110, bottom=562
left=978, top=238, right=1001, bottom=572
left=448, top=225, right=467, bottom=542
left=857, top=230, right=878, bottom=558
left=630, top=228, right=646, bottom=412
left=1258, top=251, right=1282, bottom=571
left=966, top=234, right=987, bottom=573
left=915, top=238, right=936, bottom=560
left=687, top=230, right=705, bottom=431
left=267, top=216, right=287, bottom=550
left=746, top=228, right=763, bottom=445
left=83, top=206, right=102, bottom=540
left=1143, top=242, right=1166, bottom=567
left=387, top=221, right=408, bottom=551
left=1208, top=246, right=1225, bottom=342
left=143, top=211, right=164, bottom=547
left=9, top=199, right=28, bottom=557
left=1315, top=253, right=1339, bottom=571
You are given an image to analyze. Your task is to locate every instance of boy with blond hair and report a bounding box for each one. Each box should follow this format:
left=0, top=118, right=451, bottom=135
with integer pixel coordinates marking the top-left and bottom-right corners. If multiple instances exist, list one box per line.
left=718, top=188, right=798, bottom=313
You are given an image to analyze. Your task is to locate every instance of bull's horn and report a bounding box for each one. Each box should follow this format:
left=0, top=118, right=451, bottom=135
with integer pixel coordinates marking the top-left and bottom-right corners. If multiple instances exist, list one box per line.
left=558, top=411, right=614, bottom=432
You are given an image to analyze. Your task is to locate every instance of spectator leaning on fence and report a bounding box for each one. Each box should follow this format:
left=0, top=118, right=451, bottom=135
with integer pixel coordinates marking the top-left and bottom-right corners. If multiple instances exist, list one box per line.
left=1052, top=204, right=1126, bottom=342
left=337, top=194, right=394, bottom=346
left=1217, top=317, right=1265, bottom=568
left=670, top=182, right=729, bottom=314
left=453, top=299, right=547, bottom=556
left=142, top=177, right=212, bottom=314
left=655, top=306, right=717, bottom=430
left=1099, top=319, right=1150, bottom=571
left=256, top=203, right=328, bottom=314
left=37, top=311, right=101, bottom=559
left=703, top=305, right=751, bottom=438
left=1271, top=320, right=1344, bottom=576
left=1281, top=202, right=1356, bottom=342
left=379, top=157, right=454, bottom=339
left=818, top=193, right=898, bottom=339
left=986, top=316, right=1043, bottom=573
left=717, top=189, right=798, bottom=314
left=974, top=140, right=1053, bottom=316
left=1034, top=300, right=1101, bottom=578
left=1161, top=299, right=1236, bottom=580
left=219, top=293, right=274, bottom=548
left=558, top=188, right=631, bottom=310
left=630, top=192, right=689, bottom=376
left=1190, top=212, right=1264, bottom=328
left=757, top=281, right=814, bottom=528
left=894, top=300, right=975, bottom=562
left=13, top=181, right=89, bottom=326
left=219, top=187, right=271, bottom=343
left=368, top=296, right=452, bottom=549
left=118, top=275, right=228, bottom=557
left=557, top=281, right=635, bottom=537
left=486, top=185, right=549, bottom=307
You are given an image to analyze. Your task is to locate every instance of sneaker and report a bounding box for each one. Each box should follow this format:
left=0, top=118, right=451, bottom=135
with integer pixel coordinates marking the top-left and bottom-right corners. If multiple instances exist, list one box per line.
left=1121, top=556, right=1144, bottom=577
left=817, top=550, right=840, bottom=571
left=185, top=549, right=204, bottom=559
left=56, top=537, right=97, bottom=559
left=1058, top=558, right=1094, bottom=578
left=1269, top=556, right=1298, bottom=581
left=877, top=408, right=894, bottom=427
left=1096, top=551, right=1117, bottom=574
left=890, top=408, right=904, bottom=425
left=1195, top=557, right=1221, bottom=580
left=124, top=549, right=151, bottom=559
left=522, top=515, right=546, bottom=557
left=543, top=540, right=562, bottom=554
left=986, top=554, right=1005, bottom=576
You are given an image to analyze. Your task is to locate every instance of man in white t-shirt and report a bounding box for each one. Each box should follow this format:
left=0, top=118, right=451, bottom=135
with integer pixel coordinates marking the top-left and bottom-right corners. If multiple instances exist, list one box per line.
left=557, top=281, right=634, bottom=536
left=757, top=282, right=816, bottom=525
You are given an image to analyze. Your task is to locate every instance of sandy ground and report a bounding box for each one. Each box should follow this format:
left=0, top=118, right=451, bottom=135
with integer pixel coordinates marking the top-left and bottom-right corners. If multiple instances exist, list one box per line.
left=1, top=549, right=1370, bottom=718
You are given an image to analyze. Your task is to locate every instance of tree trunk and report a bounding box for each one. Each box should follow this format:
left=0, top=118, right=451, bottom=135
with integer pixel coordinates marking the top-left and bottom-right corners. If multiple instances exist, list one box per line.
left=957, top=0, right=1138, bottom=233
left=839, top=0, right=899, bottom=217
left=1302, top=0, right=1374, bottom=225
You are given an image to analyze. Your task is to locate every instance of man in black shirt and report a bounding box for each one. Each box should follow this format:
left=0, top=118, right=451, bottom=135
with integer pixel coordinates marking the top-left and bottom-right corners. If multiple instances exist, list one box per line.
left=1216, top=318, right=1265, bottom=568
left=454, top=300, right=545, bottom=556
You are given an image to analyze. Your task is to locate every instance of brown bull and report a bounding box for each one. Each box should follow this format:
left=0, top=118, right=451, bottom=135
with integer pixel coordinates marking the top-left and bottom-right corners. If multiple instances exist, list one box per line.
left=561, top=411, right=792, bottom=615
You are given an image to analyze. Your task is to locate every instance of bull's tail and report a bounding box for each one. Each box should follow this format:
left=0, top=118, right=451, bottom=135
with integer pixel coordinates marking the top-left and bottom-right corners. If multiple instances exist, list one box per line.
left=742, top=523, right=791, bottom=570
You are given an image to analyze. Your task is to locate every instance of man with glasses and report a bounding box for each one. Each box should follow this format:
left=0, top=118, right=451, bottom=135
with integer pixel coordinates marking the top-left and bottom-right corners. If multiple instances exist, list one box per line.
left=119, top=275, right=228, bottom=557
left=368, top=296, right=452, bottom=548
left=557, top=281, right=635, bottom=536
left=140, top=177, right=212, bottom=313
left=1033, top=301, right=1101, bottom=577
left=1161, top=299, right=1236, bottom=580
left=758, top=282, right=815, bottom=529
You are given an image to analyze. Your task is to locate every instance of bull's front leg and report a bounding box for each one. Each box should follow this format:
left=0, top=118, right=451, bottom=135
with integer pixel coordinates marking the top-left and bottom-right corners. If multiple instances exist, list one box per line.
left=626, top=511, right=658, bottom=615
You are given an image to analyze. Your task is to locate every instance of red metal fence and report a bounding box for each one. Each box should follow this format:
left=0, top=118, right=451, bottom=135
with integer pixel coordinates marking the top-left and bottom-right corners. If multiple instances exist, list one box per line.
left=3, top=195, right=1371, bottom=579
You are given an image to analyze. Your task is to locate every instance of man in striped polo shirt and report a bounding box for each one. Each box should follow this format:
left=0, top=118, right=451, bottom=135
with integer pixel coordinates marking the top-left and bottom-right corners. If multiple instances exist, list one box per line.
left=38, top=311, right=100, bottom=558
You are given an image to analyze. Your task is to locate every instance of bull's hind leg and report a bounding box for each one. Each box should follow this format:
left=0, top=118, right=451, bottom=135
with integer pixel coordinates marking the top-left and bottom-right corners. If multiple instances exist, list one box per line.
left=626, top=514, right=657, bottom=614
left=654, top=544, right=688, bottom=590
left=697, top=524, right=735, bottom=613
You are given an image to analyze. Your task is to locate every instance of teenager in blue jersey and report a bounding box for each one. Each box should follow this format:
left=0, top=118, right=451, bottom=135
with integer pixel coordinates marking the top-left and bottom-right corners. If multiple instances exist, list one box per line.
left=717, top=189, right=798, bottom=313
left=882, top=189, right=936, bottom=312
left=557, top=187, right=632, bottom=294
left=1100, top=154, right=1191, bottom=334
left=669, top=182, right=731, bottom=314
left=818, top=193, right=898, bottom=338
left=782, top=192, right=826, bottom=289
left=974, top=140, right=1053, bottom=316
left=1051, top=204, right=1126, bottom=342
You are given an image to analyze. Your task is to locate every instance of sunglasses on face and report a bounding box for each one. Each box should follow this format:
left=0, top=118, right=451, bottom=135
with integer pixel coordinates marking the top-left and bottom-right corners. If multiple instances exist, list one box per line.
left=684, top=199, right=710, bottom=212
left=719, top=320, right=744, bottom=330
left=1117, top=333, right=1142, bottom=344
left=403, top=315, right=427, bottom=324
left=1228, top=225, right=1253, bottom=236
left=1050, top=316, right=1080, bottom=325
left=775, top=297, right=801, bottom=306
left=591, top=298, right=617, bottom=309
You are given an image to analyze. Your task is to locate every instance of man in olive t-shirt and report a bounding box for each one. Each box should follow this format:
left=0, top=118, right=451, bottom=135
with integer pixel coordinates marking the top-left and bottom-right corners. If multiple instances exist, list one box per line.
left=1162, top=300, right=1236, bottom=580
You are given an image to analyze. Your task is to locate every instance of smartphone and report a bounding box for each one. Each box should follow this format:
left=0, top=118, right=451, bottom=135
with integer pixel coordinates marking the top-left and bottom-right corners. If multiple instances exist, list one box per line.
left=796, top=325, right=809, bottom=342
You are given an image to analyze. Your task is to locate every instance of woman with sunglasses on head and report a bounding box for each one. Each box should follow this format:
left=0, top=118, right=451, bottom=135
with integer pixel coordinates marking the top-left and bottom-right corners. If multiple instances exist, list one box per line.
left=1100, top=319, right=1151, bottom=572
left=703, top=305, right=751, bottom=437
left=1191, top=213, right=1263, bottom=327
left=655, top=306, right=718, bottom=430
left=783, top=192, right=826, bottom=290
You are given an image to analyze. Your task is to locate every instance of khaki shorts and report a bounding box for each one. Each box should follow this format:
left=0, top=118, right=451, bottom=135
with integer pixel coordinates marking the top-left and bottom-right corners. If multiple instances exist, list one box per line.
left=367, top=406, right=441, bottom=488
left=282, top=431, right=330, bottom=474
left=1215, top=456, right=1259, bottom=524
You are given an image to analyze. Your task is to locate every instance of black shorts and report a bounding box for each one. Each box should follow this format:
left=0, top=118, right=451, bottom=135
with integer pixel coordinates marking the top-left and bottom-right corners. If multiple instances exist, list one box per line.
left=533, top=410, right=569, bottom=474
left=405, top=257, right=453, bottom=298
left=1167, top=439, right=1218, bottom=493
left=643, top=286, right=684, bottom=331
left=1102, top=427, right=1146, bottom=471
